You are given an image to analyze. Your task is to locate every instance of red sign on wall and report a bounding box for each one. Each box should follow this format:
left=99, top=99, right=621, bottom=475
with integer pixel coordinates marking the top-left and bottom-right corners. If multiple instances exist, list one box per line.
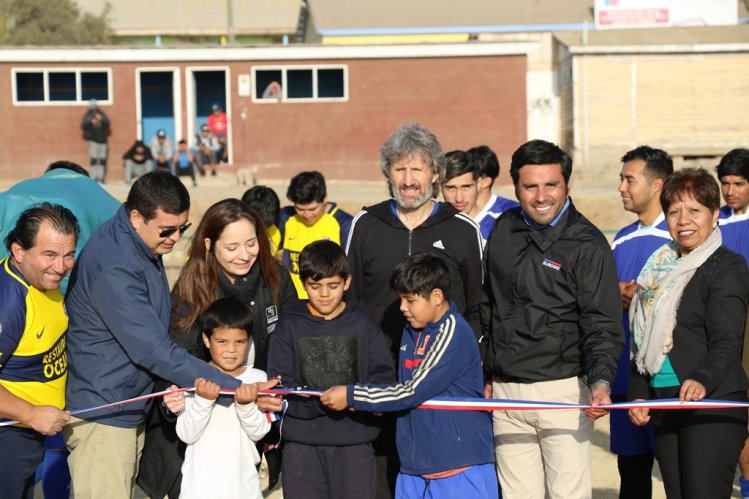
left=599, top=8, right=670, bottom=25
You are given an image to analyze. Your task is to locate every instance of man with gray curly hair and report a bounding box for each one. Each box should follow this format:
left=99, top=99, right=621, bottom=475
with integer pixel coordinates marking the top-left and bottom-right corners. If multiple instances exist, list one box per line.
left=345, top=122, right=483, bottom=498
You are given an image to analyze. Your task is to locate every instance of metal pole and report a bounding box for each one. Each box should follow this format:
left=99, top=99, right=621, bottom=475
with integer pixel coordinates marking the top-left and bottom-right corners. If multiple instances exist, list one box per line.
left=227, top=0, right=235, bottom=45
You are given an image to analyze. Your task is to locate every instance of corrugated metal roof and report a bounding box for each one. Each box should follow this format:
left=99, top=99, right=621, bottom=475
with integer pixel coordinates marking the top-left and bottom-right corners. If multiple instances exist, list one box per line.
left=554, top=25, right=749, bottom=52
left=307, top=0, right=749, bottom=35
left=76, top=0, right=301, bottom=36
left=308, top=0, right=596, bottom=34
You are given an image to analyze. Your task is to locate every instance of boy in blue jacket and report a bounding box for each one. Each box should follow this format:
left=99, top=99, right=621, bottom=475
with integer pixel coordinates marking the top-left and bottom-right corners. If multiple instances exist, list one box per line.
left=321, top=253, right=496, bottom=498
left=267, top=240, right=394, bottom=498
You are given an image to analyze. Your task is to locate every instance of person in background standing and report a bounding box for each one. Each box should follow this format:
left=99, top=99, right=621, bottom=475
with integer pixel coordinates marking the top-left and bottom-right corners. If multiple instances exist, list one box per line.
left=80, top=99, right=110, bottom=183
left=207, top=103, right=228, bottom=163
left=610, top=146, right=673, bottom=499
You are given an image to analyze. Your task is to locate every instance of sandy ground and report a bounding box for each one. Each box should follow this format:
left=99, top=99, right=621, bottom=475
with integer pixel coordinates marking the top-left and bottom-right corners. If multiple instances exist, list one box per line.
left=22, top=169, right=742, bottom=498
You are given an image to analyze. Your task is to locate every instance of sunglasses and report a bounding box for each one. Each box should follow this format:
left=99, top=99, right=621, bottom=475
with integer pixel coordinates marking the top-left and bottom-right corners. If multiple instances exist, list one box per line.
left=158, top=222, right=192, bottom=238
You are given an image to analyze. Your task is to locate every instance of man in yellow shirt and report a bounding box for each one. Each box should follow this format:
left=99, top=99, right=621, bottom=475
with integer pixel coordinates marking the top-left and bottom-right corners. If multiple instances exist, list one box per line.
left=279, top=171, right=352, bottom=298
left=0, top=203, right=79, bottom=498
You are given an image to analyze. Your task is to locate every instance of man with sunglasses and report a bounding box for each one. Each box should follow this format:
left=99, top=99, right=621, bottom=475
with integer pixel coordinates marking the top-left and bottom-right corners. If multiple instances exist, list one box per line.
left=62, top=171, right=254, bottom=499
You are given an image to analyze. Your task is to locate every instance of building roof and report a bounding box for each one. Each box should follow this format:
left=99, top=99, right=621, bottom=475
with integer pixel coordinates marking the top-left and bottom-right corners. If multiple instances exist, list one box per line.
left=0, top=42, right=537, bottom=63
left=76, top=0, right=301, bottom=36
left=308, top=0, right=596, bottom=35
left=555, top=25, right=749, bottom=54
left=308, top=0, right=749, bottom=36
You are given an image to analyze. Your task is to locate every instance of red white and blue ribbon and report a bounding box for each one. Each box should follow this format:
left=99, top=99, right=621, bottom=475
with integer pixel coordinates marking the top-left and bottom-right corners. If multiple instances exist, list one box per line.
left=2, top=388, right=747, bottom=427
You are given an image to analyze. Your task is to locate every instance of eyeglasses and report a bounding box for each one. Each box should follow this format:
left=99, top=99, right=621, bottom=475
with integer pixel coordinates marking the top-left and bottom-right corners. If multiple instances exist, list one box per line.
left=158, top=222, right=192, bottom=238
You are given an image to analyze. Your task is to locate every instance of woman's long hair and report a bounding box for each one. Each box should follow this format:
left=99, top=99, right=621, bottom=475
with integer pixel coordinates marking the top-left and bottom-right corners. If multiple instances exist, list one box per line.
left=172, top=198, right=280, bottom=333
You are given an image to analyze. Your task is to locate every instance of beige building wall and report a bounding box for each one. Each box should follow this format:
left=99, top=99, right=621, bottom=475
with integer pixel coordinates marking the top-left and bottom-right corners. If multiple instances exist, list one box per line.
left=568, top=51, right=749, bottom=176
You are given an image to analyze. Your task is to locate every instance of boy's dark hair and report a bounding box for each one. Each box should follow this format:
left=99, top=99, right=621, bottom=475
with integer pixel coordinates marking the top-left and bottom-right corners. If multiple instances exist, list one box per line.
left=510, top=139, right=572, bottom=186
left=178, top=139, right=187, bottom=145
left=621, top=146, right=673, bottom=181
left=716, top=148, right=749, bottom=181
left=467, top=145, right=500, bottom=183
left=241, top=185, right=280, bottom=227
left=198, top=297, right=253, bottom=361
left=6, top=203, right=79, bottom=252
left=286, top=171, right=326, bottom=204
left=46, top=160, right=89, bottom=177
left=444, top=150, right=479, bottom=182
left=299, top=240, right=350, bottom=282
left=124, top=170, right=190, bottom=221
left=390, top=253, right=450, bottom=301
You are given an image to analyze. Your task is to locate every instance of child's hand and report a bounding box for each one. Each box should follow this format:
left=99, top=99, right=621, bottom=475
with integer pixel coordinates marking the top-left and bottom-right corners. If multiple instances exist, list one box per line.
left=194, top=377, right=220, bottom=401
left=320, top=385, right=349, bottom=411
left=234, top=383, right=259, bottom=405
left=162, top=385, right=185, bottom=414
left=257, top=395, right=284, bottom=413
left=255, top=377, right=283, bottom=411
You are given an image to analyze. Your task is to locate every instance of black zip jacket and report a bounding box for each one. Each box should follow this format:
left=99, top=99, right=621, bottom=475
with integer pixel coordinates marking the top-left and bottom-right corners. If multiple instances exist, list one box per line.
left=629, top=246, right=749, bottom=401
left=346, top=200, right=484, bottom=360
left=481, top=200, right=623, bottom=385
left=267, top=299, right=395, bottom=446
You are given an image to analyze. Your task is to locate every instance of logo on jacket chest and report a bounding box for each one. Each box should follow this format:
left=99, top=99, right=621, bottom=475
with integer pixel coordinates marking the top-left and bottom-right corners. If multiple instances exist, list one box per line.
left=404, top=334, right=431, bottom=369
left=265, top=306, right=278, bottom=323
left=541, top=258, right=562, bottom=271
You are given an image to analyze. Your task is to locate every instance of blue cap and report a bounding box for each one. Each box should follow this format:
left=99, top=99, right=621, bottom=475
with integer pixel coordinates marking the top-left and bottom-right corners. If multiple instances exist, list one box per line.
left=212, top=103, right=222, bottom=111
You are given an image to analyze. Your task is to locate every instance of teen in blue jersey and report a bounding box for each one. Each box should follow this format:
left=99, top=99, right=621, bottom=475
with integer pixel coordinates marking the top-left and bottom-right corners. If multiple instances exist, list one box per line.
left=441, top=147, right=517, bottom=245
left=469, top=146, right=518, bottom=241
left=0, top=204, right=78, bottom=499
left=715, top=148, right=749, bottom=498
left=612, top=146, right=673, bottom=498
left=716, top=148, right=749, bottom=262
left=321, top=253, right=496, bottom=499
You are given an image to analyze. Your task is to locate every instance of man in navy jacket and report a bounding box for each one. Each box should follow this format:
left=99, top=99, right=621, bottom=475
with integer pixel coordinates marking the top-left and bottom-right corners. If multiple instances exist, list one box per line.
left=63, top=172, right=263, bottom=499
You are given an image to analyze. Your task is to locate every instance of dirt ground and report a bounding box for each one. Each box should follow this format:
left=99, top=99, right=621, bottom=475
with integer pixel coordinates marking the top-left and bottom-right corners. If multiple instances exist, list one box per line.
left=18, top=168, right=741, bottom=498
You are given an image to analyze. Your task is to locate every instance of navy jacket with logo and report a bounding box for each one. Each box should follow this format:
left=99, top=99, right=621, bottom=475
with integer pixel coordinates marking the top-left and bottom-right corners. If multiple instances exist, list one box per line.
left=346, top=200, right=483, bottom=360
left=348, top=301, right=494, bottom=475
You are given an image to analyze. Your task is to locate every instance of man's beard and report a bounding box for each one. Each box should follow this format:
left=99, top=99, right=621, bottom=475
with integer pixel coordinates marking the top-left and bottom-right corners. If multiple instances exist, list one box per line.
left=391, top=183, right=434, bottom=209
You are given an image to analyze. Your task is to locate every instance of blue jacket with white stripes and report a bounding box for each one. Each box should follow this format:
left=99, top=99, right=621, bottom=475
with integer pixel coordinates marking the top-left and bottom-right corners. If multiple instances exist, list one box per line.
left=347, top=301, right=494, bottom=475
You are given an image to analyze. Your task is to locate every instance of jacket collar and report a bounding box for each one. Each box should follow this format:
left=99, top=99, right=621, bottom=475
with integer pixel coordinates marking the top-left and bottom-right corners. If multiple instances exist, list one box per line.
left=510, top=198, right=579, bottom=253
left=114, top=206, right=162, bottom=265
left=366, top=199, right=458, bottom=229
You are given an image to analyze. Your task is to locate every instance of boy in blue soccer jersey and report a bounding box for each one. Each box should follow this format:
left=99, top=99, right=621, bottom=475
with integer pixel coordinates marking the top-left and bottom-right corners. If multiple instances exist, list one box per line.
left=321, top=253, right=496, bottom=498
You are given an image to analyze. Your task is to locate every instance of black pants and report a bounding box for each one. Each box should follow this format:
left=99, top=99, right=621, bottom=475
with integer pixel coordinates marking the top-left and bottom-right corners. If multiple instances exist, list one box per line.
left=618, top=454, right=654, bottom=499
left=373, top=413, right=399, bottom=499
left=0, top=426, right=45, bottom=499
left=651, top=387, right=747, bottom=499
left=282, top=441, right=376, bottom=499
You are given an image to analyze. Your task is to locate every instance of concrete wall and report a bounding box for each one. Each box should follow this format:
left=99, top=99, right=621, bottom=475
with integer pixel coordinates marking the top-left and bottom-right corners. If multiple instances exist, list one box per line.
left=564, top=51, right=749, bottom=178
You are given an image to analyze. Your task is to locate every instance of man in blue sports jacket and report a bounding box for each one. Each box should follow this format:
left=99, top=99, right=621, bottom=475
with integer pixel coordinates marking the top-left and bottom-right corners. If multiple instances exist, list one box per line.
left=63, top=172, right=272, bottom=499
left=611, top=146, right=673, bottom=498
